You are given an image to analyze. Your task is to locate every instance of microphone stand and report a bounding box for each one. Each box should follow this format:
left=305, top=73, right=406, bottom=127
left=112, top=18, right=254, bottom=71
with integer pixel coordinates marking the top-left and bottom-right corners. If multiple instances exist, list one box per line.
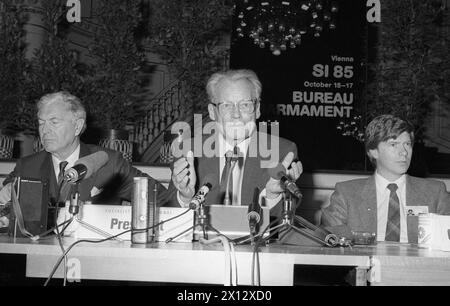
left=54, top=182, right=79, bottom=238
left=165, top=201, right=227, bottom=243
left=65, top=182, right=125, bottom=241
left=68, top=183, right=81, bottom=216
left=235, top=191, right=349, bottom=247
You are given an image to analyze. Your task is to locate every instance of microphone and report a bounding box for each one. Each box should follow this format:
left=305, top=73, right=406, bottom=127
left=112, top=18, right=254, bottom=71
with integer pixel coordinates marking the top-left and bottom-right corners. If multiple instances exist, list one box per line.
left=64, top=151, right=109, bottom=183
left=189, top=176, right=214, bottom=210
left=268, top=163, right=303, bottom=200
left=247, top=187, right=262, bottom=235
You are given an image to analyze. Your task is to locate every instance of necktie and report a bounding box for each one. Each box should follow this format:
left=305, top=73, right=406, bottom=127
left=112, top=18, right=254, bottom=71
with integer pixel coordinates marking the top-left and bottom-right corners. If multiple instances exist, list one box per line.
left=57, top=161, right=68, bottom=186
left=57, top=161, right=69, bottom=207
left=220, top=151, right=234, bottom=205
left=385, top=183, right=400, bottom=242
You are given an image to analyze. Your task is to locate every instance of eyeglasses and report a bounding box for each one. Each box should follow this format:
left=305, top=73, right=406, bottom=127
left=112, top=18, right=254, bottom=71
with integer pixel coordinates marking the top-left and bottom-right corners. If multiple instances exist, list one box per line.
left=214, top=99, right=257, bottom=114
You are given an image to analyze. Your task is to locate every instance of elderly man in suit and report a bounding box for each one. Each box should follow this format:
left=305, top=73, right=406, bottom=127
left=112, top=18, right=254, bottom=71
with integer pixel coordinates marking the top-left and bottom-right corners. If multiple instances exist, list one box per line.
left=321, top=114, right=450, bottom=242
left=167, top=69, right=303, bottom=214
left=0, top=91, right=167, bottom=232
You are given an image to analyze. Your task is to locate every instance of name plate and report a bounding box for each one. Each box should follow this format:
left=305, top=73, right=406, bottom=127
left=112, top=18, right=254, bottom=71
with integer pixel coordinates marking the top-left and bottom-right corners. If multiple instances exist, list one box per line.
left=59, top=204, right=194, bottom=242
left=429, top=214, right=450, bottom=252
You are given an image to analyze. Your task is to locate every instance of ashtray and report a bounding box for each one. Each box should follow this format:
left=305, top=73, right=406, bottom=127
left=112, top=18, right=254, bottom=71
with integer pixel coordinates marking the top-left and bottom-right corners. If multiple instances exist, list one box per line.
left=351, top=231, right=376, bottom=245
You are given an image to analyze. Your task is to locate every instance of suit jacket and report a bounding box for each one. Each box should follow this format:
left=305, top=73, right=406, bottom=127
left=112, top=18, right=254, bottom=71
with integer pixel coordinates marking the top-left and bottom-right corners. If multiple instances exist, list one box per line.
left=4, top=142, right=168, bottom=206
left=321, top=174, right=450, bottom=239
left=165, top=131, right=298, bottom=215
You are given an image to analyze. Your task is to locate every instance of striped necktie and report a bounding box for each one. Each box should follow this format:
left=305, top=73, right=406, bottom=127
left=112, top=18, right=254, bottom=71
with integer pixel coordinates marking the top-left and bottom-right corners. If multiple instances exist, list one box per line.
left=56, top=161, right=70, bottom=206
left=385, top=183, right=400, bottom=242
left=57, top=161, right=68, bottom=186
left=220, top=151, right=233, bottom=205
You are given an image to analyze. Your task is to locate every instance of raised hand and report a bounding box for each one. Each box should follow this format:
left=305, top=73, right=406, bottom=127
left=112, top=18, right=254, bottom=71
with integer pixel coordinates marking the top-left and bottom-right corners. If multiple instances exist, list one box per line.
left=265, top=152, right=303, bottom=199
left=171, top=150, right=197, bottom=203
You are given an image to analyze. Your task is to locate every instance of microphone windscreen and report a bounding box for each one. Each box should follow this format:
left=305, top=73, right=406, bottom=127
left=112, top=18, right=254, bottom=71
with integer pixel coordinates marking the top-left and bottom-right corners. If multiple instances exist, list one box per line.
left=267, top=163, right=286, bottom=180
left=74, top=151, right=109, bottom=179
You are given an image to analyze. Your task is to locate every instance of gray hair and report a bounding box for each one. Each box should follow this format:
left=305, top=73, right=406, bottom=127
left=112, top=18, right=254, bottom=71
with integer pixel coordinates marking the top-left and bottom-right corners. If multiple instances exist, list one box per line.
left=206, top=69, right=262, bottom=103
left=37, top=91, right=87, bottom=133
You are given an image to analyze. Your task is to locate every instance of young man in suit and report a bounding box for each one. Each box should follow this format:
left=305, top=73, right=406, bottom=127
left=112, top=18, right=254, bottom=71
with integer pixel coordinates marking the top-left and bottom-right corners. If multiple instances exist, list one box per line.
left=167, top=69, right=303, bottom=215
left=321, top=114, right=450, bottom=242
left=0, top=91, right=168, bottom=230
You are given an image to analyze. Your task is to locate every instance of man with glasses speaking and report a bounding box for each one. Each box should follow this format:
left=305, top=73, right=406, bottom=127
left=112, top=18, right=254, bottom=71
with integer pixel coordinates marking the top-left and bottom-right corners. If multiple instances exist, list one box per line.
left=167, top=69, right=303, bottom=215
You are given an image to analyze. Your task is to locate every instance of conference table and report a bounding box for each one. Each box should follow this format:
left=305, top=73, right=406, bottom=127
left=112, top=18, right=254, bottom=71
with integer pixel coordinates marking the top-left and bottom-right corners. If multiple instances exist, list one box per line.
left=1, top=235, right=450, bottom=286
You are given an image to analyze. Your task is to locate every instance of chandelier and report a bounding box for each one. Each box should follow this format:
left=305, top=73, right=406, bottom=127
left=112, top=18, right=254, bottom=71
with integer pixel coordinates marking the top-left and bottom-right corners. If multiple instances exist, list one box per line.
left=235, top=0, right=339, bottom=56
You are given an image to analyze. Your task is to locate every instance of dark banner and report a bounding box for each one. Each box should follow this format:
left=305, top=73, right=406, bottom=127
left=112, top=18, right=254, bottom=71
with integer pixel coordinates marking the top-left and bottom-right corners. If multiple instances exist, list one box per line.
left=231, top=0, right=371, bottom=171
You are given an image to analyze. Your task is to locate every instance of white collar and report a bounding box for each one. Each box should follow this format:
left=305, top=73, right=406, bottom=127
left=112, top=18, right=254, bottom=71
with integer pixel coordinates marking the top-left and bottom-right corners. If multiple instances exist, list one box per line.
left=218, top=134, right=251, bottom=159
left=52, top=144, right=81, bottom=169
left=375, top=171, right=406, bottom=191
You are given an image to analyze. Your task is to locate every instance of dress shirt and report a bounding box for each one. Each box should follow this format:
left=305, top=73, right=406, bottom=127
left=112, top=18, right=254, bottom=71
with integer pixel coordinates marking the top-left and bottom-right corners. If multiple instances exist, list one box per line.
left=375, top=172, right=408, bottom=243
left=52, top=144, right=80, bottom=180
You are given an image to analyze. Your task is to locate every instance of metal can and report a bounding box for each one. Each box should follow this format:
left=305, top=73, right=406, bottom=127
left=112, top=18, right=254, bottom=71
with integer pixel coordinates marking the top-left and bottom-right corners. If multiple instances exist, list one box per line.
left=418, top=213, right=431, bottom=249
left=132, top=177, right=148, bottom=244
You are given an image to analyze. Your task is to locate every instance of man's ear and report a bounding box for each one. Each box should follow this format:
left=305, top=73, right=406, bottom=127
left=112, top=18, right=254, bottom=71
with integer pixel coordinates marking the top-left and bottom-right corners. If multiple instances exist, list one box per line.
left=74, top=118, right=85, bottom=136
left=368, top=148, right=379, bottom=161
left=208, top=103, right=216, bottom=121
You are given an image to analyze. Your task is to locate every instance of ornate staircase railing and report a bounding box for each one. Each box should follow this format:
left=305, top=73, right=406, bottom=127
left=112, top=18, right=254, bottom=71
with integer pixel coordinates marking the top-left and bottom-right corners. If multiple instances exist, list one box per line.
left=130, top=73, right=191, bottom=164
left=130, top=51, right=229, bottom=164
